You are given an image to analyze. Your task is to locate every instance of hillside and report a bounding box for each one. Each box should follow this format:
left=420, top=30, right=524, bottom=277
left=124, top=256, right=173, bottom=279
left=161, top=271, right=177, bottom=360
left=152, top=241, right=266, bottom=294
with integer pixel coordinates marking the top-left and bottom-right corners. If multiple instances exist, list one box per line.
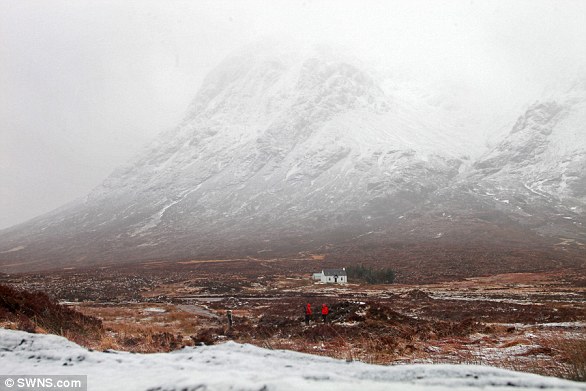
left=0, top=44, right=584, bottom=273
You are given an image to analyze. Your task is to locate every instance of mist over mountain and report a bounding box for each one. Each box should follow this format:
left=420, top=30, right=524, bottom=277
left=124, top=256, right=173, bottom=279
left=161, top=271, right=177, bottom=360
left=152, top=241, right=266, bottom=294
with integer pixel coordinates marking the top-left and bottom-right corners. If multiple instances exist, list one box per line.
left=0, top=44, right=584, bottom=273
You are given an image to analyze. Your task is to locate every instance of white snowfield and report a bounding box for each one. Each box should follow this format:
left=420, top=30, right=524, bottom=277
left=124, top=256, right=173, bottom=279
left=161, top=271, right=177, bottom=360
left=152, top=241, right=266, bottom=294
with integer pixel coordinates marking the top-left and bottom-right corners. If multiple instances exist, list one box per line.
left=1, top=329, right=584, bottom=391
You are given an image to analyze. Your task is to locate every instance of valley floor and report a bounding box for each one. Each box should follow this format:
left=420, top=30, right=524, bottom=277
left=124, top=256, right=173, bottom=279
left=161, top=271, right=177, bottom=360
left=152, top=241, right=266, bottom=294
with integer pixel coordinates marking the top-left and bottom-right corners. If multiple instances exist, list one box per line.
left=1, top=259, right=585, bottom=382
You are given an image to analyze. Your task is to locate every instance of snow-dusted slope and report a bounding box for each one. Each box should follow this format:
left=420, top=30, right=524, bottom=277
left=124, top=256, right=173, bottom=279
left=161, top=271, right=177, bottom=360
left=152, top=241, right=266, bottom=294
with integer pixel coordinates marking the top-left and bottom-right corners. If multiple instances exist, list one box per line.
left=0, top=44, right=583, bottom=271
left=0, top=44, right=485, bottom=268
left=94, top=43, right=471, bottom=238
left=459, top=81, right=586, bottom=240
left=1, top=329, right=584, bottom=391
left=473, top=82, right=586, bottom=203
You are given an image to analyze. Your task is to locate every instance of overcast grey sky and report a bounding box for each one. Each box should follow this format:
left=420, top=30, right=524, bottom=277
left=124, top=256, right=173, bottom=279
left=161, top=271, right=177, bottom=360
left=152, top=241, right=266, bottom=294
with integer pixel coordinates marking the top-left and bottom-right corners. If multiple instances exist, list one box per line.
left=1, top=0, right=586, bottom=229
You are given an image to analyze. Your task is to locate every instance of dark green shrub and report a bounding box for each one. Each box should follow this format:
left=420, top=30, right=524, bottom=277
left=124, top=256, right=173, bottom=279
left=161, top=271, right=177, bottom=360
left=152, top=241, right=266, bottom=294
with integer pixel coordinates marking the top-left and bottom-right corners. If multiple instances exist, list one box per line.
left=346, top=265, right=395, bottom=284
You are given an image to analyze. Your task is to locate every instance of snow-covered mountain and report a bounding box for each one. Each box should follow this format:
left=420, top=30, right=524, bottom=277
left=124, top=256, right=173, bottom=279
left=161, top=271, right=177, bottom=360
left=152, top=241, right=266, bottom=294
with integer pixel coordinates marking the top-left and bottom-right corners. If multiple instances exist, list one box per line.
left=0, top=44, right=584, bottom=272
left=460, top=81, right=586, bottom=240
left=2, top=329, right=584, bottom=391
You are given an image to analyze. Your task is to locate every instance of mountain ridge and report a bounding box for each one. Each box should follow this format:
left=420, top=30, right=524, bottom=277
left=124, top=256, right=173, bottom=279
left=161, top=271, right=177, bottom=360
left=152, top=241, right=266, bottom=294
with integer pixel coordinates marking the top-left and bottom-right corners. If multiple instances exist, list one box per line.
left=1, top=45, right=584, bottom=273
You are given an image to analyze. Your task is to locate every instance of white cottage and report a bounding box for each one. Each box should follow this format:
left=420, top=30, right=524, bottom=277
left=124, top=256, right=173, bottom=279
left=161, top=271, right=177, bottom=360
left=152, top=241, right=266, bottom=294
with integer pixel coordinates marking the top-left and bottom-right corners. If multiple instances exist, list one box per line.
left=315, top=268, right=347, bottom=284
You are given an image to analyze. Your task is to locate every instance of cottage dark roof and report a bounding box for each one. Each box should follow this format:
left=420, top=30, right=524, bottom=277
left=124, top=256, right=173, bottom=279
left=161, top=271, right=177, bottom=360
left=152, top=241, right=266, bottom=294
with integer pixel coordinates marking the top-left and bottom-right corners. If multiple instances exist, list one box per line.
left=322, top=269, right=347, bottom=277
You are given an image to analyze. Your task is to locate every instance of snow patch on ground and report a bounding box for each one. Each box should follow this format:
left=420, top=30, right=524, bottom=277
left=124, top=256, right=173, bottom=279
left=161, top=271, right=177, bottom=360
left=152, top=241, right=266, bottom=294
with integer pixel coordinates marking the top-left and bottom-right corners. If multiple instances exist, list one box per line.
left=143, top=307, right=167, bottom=313
left=1, top=329, right=584, bottom=391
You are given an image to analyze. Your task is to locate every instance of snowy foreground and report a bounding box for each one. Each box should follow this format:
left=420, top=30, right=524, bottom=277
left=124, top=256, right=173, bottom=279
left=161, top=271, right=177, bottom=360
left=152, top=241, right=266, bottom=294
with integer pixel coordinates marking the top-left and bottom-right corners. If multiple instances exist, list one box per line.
left=1, top=329, right=584, bottom=391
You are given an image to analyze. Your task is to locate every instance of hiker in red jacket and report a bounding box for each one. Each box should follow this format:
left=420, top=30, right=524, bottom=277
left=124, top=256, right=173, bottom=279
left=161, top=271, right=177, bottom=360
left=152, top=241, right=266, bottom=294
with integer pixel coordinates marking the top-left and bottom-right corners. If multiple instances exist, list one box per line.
left=321, top=303, right=329, bottom=323
left=305, top=303, right=312, bottom=325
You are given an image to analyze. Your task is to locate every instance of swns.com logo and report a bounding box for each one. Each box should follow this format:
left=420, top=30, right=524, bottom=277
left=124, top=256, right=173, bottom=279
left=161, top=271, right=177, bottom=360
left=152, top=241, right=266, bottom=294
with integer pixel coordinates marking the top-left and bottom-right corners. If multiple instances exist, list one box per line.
left=0, top=375, right=87, bottom=391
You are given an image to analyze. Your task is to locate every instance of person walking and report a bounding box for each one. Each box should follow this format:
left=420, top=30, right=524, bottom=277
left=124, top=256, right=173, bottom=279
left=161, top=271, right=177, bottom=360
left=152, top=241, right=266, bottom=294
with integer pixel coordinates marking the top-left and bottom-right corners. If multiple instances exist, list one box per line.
left=226, top=310, right=233, bottom=329
left=305, top=303, right=312, bottom=325
left=321, top=303, right=329, bottom=323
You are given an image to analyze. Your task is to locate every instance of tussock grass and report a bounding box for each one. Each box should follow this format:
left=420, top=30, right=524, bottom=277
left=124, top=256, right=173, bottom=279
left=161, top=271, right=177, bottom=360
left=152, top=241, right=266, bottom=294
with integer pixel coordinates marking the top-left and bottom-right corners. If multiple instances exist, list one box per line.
left=543, top=337, right=586, bottom=382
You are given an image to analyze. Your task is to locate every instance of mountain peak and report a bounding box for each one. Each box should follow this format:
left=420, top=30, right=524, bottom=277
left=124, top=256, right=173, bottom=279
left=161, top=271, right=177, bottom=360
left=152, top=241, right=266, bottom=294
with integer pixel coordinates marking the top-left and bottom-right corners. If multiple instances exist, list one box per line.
left=1, top=49, right=584, bottom=273
left=184, top=42, right=387, bottom=125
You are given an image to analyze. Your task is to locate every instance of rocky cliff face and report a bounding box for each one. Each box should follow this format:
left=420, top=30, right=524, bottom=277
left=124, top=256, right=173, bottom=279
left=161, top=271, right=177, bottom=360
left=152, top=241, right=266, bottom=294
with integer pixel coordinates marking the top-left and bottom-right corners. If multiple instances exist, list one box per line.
left=0, top=46, right=584, bottom=272
left=459, top=83, right=586, bottom=241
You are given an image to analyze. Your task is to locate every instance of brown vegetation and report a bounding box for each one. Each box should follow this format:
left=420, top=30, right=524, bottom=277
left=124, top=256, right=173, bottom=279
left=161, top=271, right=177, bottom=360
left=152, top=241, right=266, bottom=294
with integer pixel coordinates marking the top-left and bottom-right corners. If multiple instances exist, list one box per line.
left=1, top=262, right=584, bottom=382
left=0, top=284, right=102, bottom=345
left=542, top=337, right=586, bottom=382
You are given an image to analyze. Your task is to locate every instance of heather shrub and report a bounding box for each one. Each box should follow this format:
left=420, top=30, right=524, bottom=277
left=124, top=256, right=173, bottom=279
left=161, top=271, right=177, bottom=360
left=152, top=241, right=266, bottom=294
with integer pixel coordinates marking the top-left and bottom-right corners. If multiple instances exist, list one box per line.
left=548, top=338, right=586, bottom=382
left=346, top=265, right=396, bottom=284
left=0, top=284, right=102, bottom=340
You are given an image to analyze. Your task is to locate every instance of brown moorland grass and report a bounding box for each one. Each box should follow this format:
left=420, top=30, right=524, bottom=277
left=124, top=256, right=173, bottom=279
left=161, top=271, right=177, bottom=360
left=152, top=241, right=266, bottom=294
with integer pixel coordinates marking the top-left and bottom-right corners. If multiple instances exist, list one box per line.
left=0, top=284, right=102, bottom=345
left=1, top=267, right=584, bottom=382
left=542, top=337, right=586, bottom=382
